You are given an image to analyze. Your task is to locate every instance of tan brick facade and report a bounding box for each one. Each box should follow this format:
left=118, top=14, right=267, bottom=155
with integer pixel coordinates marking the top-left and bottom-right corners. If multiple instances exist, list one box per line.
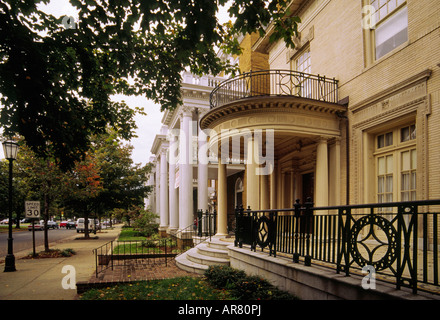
left=248, top=0, right=440, bottom=205
left=204, top=0, right=440, bottom=242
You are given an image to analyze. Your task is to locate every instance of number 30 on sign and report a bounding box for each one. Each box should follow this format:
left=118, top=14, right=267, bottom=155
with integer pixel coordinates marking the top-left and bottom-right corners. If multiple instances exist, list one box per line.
left=25, top=201, right=40, bottom=218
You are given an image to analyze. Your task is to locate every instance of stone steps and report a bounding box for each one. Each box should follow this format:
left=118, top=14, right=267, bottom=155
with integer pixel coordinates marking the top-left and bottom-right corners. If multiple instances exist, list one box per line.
left=175, top=236, right=234, bottom=275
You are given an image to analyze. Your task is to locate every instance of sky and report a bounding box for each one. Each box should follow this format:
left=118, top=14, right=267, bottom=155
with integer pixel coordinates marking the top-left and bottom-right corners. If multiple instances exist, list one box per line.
left=1, top=0, right=232, bottom=166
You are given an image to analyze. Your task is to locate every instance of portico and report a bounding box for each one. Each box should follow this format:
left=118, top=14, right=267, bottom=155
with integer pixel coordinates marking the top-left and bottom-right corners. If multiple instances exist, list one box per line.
left=200, top=71, right=346, bottom=234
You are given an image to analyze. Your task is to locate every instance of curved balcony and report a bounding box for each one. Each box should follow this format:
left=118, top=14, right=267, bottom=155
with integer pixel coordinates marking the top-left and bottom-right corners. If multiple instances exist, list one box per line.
left=209, top=69, right=339, bottom=110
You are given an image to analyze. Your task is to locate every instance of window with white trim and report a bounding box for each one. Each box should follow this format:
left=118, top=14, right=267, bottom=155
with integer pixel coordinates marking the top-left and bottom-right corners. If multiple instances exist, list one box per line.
left=293, top=48, right=312, bottom=98
left=375, top=122, right=416, bottom=204
left=367, top=0, right=408, bottom=60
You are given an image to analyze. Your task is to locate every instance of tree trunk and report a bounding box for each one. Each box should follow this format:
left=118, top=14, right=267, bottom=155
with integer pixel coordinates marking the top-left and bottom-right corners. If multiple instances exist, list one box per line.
left=84, top=209, right=89, bottom=238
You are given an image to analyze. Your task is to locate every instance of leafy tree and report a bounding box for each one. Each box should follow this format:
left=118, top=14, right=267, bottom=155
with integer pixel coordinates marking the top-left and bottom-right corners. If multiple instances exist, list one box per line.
left=90, top=131, right=151, bottom=219
left=132, top=208, right=159, bottom=238
left=0, top=0, right=299, bottom=170
left=0, top=159, right=28, bottom=222
left=14, top=141, right=69, bottom=250
left=63, top=152, right=103, bottom=238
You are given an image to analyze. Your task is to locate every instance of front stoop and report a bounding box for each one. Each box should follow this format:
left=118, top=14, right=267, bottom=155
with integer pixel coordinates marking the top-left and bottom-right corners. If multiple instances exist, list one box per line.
left=175, top=237, right=233, bottom=275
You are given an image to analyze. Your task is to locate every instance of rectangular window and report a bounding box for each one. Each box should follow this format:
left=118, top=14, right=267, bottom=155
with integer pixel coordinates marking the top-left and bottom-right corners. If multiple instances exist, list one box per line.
left=371, top=0, right=406, bottom=24
left=401, top=149, right=416, bottom=201
left=294, top=48, right=312, bottom=98
left=377, top=155, right=394, bottom=203
left=377, top=131, right=393, bottom=148
left=372, top=2, right=408, bottom=60
left=296, top=49, right=311, bottom=74
left=374, top=123, right=417, bottom=204
left=400, top=124, right=416, bottom=142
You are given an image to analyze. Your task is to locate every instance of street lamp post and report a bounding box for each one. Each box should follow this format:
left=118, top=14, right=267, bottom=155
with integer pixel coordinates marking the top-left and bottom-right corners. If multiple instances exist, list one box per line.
left=3, top=139, right=19, bottom=272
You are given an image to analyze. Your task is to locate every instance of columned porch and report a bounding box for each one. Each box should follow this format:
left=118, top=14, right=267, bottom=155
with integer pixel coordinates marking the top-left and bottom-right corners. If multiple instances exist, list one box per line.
left=201, top=83, right=347, bottom=235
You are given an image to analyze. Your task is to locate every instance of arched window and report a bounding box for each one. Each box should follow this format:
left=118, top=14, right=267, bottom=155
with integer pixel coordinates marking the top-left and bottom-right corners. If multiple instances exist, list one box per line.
left=235, top=178, right=243, bottom=208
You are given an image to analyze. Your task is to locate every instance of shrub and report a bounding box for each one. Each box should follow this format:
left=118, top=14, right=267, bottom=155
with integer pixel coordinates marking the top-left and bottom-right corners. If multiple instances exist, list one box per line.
left=141, top=239, right=157, bottom=248
left=204, top=265, right=247, bottom=289
left=61, top=248, right=76, bottom=257
left=204, top=265, right=297, bottom=300
left=132, top=210, right=159, bottom=237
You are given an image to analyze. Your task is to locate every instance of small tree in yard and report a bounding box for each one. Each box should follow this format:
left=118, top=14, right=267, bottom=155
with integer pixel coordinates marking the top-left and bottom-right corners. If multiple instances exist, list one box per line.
left=64, top=154, right=103, bottom=238
left=133, top=209, right=159, bottom=238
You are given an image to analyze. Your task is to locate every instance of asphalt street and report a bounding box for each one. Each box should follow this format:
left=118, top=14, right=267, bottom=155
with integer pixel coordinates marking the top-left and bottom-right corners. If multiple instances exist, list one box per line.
left=0, top=228, right=77, bottom=258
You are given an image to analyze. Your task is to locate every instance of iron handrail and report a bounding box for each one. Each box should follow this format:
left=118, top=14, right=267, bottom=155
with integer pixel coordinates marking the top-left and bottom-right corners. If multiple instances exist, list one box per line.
left=171, top=210, right=217, bottom=249
left=210, top=69, right=339, bottom=109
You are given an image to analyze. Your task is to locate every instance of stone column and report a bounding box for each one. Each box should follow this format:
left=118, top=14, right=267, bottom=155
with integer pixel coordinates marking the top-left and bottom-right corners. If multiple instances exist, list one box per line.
left=260, top=173, right=269, bottom=210
left=159, top=150, right=169, bottom=236
left=168, top=134, right=179, bottom=233
left=281, top=171, right=286, bottom=208
left=246, top=137, right=260, bottom=210
left=155, top=160, right=160, bottom=217
left=269, top=162, right=276, bottom=209
left=329, top=138, right=341, bottom=206
left=178, top=108, right=194, bottom=231
left=217, top=157, right=228, bottom=236
left=198, top=128, right=208, bottom=212
left=147, top=166, right=156, bottom=213
left=315, top=137, right=329, bottom=208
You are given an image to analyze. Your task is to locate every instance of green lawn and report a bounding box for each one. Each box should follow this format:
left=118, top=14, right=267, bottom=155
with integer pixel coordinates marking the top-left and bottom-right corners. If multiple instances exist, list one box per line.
left=114, top=228, right=177, bottom=254
left=79, top=277, right=233, bottom=300
left=79, top=266, right=298, bottom=301
left=117, top=227, right=147, bottom=241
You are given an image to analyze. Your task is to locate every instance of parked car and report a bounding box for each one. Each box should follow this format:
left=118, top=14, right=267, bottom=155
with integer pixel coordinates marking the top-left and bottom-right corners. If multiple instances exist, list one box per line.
left=59, top=221, right=67, bottom=228
left=28, top=223, right=44, bottom=231
left=0, top=219, right=9, bottom=224
left=46, top=221, right=59, bottom=229
left=66, top=221, right=76, bottom=229
left=76, top=218, right=97, bottom=234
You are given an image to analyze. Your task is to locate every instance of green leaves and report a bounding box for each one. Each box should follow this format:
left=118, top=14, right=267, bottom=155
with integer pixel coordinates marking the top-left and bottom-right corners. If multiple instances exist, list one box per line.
left=1, top=0, right=300, bottom=170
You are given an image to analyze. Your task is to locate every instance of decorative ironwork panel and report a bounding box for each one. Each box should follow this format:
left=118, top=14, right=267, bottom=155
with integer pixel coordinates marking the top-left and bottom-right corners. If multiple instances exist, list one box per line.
left=235, top=200, right=440, bottom=295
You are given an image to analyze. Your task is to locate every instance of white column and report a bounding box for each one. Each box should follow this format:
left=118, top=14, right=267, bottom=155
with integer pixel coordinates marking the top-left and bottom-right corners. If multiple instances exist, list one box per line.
left=159, top=150, right=169, bottom=233
left=155, top=161, right=160, bottom=216
left=168, top=134, right=178, bottom=232
left=269, top=162, right=276, bottom=209
left=217, top=157, right=228, bottom=236
left=246, top=137, right=260, bottom=210
left=260, top=173, right=269, bottom=210
left=198, top=128, right=208, bottom=213
left=316, top=137, right=329, bottom=207
left=179, top=108, right=194, bottom=231
left=329, top=138, right=341, bottom=206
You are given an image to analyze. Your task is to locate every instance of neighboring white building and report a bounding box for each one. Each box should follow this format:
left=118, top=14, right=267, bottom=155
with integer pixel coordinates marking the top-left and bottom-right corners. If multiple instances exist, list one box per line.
left=147, top=71, right=242, bottom=237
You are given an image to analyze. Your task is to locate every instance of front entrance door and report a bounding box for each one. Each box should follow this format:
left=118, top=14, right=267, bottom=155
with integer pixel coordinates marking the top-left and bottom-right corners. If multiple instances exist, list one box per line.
left=302, top=172, right=314, bottom=203
left=301, top=172, right=314, bottom=234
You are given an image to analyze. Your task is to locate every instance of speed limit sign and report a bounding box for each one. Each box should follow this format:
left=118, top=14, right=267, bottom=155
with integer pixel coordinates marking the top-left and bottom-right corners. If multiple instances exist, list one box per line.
left=25, top=201, right=41, bottom=219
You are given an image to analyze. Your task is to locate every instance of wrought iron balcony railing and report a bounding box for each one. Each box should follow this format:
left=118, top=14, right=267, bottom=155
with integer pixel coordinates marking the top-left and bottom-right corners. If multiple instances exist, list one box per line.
left=210, top=69, right=339, bottom=109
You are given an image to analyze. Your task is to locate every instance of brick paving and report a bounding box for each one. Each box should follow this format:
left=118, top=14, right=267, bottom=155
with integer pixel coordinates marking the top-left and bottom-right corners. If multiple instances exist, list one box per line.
left=77, top=257, right=201, bottom=293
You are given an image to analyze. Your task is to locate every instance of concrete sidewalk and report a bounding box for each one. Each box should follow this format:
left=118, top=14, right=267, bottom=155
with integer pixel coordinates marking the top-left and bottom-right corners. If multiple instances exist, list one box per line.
left=0, top=226, right=121, bottom=300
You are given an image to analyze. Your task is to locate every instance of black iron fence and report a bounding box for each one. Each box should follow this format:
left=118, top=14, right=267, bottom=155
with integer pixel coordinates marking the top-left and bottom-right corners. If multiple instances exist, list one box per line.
left=235, top=199, right=440, bottom=295
left=210, top=69, right=339, bottom=109
left=94, top=211, right=218, bottom=277
left=170, top=210, right=217, bottom=249
left=93, top=238, right=177, bottom=277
